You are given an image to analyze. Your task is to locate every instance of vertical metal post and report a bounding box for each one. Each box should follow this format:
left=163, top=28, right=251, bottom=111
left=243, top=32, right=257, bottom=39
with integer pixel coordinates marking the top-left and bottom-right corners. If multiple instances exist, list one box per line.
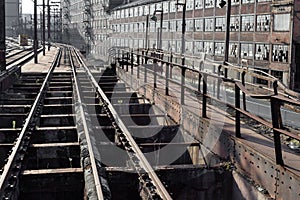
left=217, top=65, right=221, bottom=99
left=126, top=52, right=129, bottom=72
left=241, top=71, right=247, bottom=111
left=159, top=11, right=163, bottom=50
left=181, top=2, right=186, bottom=55
left=198, top=72, right=202, bottom=92
left=202, top=74, right=207, bottom=118
left=223, top=0, right=231, bottom=78
left=137, top=54, right=140, bottom=79
left=170, top=53, right=173, bottom=79
left=0, top=0, right=6, bottom=71
left=235, top=83, right=241, bottom=138
left=144, top=61, right=147, bottom=83
left=47, top=0, right=51, bottom=51
left=131, top=50, right=134, bottom=75
left=153, top=58, right=157, bottom=88
left=271, top=80, right=284, bottom=165
left=270, top=97, right=284, bottom=165
left=34, top=0, right=38, bottom=63
left=42, top=0, right=45, bottom=55
left=141, top=50, right=145, bottom=65
left=181, top=58, right=186, bottom=105
left=121, top=51, right=124, bottom=70
left=145, top=15, right=149, bottom=49
left=54, top=8, right=56, bottom=42
left=165, top=62, right=169, bottom=96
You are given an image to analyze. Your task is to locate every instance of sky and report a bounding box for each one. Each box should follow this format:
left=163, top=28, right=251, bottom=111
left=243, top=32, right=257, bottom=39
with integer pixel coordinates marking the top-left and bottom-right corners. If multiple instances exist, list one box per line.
left=22, top=0, right=59, bottom=14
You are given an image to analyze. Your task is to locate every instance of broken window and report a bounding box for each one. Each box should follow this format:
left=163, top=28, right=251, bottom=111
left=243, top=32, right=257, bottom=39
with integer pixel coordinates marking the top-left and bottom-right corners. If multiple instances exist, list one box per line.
left=272, top=44, right=288, bottom=63
left=229, top=42, right=239, bottom=57
left=255, top=44, right=270, bottom=61
left=256, top=15, right=270, bottom=31
left=215, top=42, right=225, bottom=56
left=241, top=15, right=254, bottom=31
left=241, top=43, right=253, bottom=58
left=230, top=16, right=240, bottom=31
left=205, top=18, right=214, bottom=31
left=205, top=0, right=215, bottom=8
left=232, top=0, right=240, bottom=5
left=204, top=41, right=214, bottom=55
left=195, top=0, right=204, bottom=9
left=215, top=17, right=225, bottom=32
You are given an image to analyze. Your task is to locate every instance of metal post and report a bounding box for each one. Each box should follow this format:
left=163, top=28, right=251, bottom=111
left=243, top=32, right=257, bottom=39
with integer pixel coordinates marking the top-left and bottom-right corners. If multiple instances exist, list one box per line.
left=145, top=15, right=149, bottom=49
left=47, top=0, right=51, bottom=51
left=42, top=0, right=45, bottom=55
left=198, top=72, right=202, bottom=92
left=165, top=62, right=169, bottom=96
left=154, top=58, right=157, bottom=88
left=241, top=71, right=247, bottom=111
left=131, top=50, right=134, bottom=75
left=235, top=83, right=241, bottom=138
left=217, top=65, right=221, bottom=99
left=181, top=58, right=186, bottom=105
left=34, top=0, right=38, bottom=63
left=159, top=11, right=163, bottom=50
left=223, top=0, right=231, bottom=78
left=202, top=74, right=207, bottom=118
left=126, top=52, right=129, bottom=72
left=0, top=0, right=6, bottom=71
left=54, top=8, right=56, bottom=42
left=181, top=3, right=186, bottom=55
left=170, top=53, right=173, bottom=79
left=137, top=54, right=140, bottom=79
left=270, top=97, right=284, bottom=166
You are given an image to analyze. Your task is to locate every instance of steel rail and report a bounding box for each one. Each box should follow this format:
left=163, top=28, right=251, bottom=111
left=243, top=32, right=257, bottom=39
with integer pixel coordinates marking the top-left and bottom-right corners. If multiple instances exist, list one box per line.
left=0, top=47, right=62, bottom=199
left=73, top=49, right=172, bottom=200
left=68, top=48, right=104, bottom=200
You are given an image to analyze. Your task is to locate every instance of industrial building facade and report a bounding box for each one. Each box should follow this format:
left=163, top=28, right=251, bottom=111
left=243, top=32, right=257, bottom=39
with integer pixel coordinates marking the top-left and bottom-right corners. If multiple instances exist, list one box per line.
left=65, top=0, right=300, bottom=90
left=5, top=0, right=22, bottom=37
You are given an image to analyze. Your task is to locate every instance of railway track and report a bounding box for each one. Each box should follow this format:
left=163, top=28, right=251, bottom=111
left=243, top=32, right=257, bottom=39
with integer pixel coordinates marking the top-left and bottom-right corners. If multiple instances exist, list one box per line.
left=0, top=46, right=204, bottom=199
left=6, top=48, right=36, bottom=66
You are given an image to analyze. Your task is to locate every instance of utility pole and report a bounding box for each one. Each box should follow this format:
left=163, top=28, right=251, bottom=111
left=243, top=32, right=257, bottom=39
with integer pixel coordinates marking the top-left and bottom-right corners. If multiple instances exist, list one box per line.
left=0, top=0, right=6, bottom=71
left=34, top=0, right=38, bottom=63
left=43, top=0, right=45, bottom=55
left=47, top=0, right=51, bottom=51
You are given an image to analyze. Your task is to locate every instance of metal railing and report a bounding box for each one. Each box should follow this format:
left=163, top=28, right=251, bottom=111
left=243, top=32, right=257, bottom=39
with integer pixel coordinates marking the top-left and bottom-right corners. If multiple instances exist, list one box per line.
left=114, top=48, right=300, bottom=166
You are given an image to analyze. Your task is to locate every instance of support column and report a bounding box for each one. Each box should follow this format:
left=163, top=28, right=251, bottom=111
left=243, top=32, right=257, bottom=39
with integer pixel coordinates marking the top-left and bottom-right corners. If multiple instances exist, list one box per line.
left=34, top=0, right=38, bottom=63
left=0, top=0, right=6, bottom=71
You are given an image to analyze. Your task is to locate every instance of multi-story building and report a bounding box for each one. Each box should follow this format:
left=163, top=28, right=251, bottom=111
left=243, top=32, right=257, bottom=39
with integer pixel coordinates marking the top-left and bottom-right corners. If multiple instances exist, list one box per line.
left=65, top=0, right=300, bottom=91
left=5, top=0, right=22, bottom=37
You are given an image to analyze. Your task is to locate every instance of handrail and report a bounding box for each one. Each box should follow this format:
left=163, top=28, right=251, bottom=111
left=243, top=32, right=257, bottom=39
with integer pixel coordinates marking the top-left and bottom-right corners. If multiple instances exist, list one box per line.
left=114, top=47, right=300, bottom=167
left=121, top=48, right=300, bottom=100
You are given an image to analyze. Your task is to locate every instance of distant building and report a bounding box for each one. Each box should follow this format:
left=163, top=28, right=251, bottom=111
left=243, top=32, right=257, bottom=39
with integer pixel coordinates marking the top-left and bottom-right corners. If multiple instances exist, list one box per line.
left=5, top=0, right=22, bottom=37
left=65, top=0, right=300, bottom=91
